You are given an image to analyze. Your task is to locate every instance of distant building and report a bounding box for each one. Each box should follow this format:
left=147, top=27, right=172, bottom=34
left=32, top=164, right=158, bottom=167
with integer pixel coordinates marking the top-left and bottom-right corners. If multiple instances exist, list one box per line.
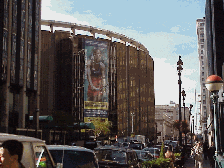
left=196, top=18, right=208, bottom=136
left=155, top=103, right=190, bottom=143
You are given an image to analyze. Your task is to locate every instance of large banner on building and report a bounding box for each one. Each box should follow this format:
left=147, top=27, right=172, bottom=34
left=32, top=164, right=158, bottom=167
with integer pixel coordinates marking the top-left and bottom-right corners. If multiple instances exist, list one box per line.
left=84, top=39, right=109, bottom=120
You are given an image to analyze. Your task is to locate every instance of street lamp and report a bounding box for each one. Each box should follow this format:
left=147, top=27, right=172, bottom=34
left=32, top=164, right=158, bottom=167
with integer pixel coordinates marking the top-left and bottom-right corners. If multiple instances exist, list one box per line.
left=131, top=112, right=135, bottom=134
left=177, top=56, right=183, bottom=146
left=182, top=89, right=186, bottom=145
left=205, top=75, right=223, bottom=157
left=189, top=104, right=193, bottom=147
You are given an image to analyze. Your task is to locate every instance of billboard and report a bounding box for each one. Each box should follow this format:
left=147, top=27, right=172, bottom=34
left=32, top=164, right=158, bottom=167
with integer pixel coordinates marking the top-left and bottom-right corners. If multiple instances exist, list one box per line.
left=84, top=39, right=109, bottom=119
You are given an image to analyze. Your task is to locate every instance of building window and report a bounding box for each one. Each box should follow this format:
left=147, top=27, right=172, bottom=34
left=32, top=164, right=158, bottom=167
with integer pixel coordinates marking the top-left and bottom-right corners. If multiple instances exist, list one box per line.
left=203, top=100, right=206, bottom=104
left=202, top=67, right=204, bottom=70
left=202, top=78, right=204, bottom=81
left=202, top=72, right=204, bottom=76
left=201, top=56, right=203, bottom=59
left=203, top=89, right=205, bottom=93
left=201, top=50, right=203, bottom=54
left=200, top=39, right=204, bottom=42
left=200, top=23, right=204, bottom=26
left=200, top=34, right=204, bottom=38
left=202, top=61, right=204, bottom=65
left=201, top=45, right=204, bottom=48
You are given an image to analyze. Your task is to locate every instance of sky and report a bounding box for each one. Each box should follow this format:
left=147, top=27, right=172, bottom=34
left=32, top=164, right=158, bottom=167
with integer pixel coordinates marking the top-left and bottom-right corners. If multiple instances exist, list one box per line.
left=41, top=0, right=206, bottom=112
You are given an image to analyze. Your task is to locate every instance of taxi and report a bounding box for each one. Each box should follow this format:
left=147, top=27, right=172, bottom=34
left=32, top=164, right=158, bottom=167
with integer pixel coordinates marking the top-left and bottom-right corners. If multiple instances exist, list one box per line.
left=0, top=133, right=56, bottom=168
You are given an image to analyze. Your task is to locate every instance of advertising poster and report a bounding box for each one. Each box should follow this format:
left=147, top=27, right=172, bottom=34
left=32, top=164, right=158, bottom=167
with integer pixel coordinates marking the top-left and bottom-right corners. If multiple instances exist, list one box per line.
left=84, top=39, right=109, bottom=120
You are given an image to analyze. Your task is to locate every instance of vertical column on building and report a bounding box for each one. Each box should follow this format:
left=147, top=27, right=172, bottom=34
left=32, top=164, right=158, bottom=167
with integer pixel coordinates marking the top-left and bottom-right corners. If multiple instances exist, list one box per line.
left=17, top=0, right=26, bottom=128
left=0, top=0, right=12, bottom=133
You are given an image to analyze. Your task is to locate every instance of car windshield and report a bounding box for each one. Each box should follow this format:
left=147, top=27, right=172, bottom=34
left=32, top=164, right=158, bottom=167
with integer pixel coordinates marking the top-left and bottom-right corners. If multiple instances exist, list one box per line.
left=129, top=143, right=141, bottom=149
left=148, top=149, right=160, bottom=155
left=136, top=151, right=151, bottom=159
left=103, top=150, right=126, bottom=164
left=49, top=150, right=98, bottom=168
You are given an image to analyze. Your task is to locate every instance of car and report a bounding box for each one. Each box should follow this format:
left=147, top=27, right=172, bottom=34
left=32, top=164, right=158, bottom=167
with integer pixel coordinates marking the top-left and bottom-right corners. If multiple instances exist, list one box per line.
left=0, top=133, right=56, bottom=168
left=169, top=141, right=178, bottom=151
left=142, top=147, right=160, bottom=158
left=164, top=140, right=172, bottom=146
left=129, top=142, right=144, bottom=150
left=95, top=147, right=140, bottom=168
left=47, top=145, right=99, bottom=168
left=121, top=142, right=130, bottom=148
left=134, top=150, right=154, bottom=163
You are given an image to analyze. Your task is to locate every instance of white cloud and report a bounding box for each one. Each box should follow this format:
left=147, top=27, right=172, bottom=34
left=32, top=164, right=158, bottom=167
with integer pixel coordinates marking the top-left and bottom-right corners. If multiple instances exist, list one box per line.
left=170, top=26, right=180, bottom=33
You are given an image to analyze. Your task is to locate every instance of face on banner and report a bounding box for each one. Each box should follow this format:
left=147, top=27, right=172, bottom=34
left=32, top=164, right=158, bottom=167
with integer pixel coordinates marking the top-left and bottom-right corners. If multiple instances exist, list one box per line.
left=84, top=39, right=109, bottom=119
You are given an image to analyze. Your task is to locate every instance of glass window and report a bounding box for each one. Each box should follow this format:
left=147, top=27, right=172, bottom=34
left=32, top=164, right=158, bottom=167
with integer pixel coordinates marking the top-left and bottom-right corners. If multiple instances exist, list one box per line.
left=34, top=145, right=53, bottom=168
left=49, top=150, right=98, bottom=168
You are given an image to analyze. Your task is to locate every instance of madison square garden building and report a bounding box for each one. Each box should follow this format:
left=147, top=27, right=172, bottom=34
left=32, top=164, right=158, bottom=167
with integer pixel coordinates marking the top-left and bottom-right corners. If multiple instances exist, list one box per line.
left=41, top=23, right=155, bottom=140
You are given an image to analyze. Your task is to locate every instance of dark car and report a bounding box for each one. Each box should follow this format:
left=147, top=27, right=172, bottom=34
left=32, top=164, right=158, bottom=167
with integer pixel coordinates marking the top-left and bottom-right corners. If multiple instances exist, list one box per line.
left=129, top=142, right=144, bottom=150
left=142, top=147, right=160, bottom=158
left=95, top=147, right=140, bottom=168
left=134, top=150, right=154, bottom=163
left=47, top=145, right=99, bottom=168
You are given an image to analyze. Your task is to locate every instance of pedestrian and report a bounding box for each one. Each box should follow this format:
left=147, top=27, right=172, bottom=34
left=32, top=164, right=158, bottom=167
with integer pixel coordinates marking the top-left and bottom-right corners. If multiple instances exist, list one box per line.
left=208, top=142, right=215, bottom=168
left=0, top=140, right=25, bottom=168
left=203, top=141, right=209, bottom=160
left=192, top=141, right=203, bottom=168
left=165, top=145, right=175, bottom=168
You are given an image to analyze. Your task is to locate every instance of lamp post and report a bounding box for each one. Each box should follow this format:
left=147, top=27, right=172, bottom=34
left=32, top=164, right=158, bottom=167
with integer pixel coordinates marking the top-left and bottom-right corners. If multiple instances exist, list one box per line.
left=182, top=89, right=186, bottom=145
left=177, top=56, right=183, bottom=146
left=189, top=104, right=193, bottom=147
left=205, top=75, right=223, bottom=158
left=131, top=112, right=135, bottom=134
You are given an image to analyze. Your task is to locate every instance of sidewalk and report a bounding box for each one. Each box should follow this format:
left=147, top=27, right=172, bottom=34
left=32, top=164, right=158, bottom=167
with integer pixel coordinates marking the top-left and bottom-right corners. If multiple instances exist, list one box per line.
left=184, top=157, right=211, bottom=168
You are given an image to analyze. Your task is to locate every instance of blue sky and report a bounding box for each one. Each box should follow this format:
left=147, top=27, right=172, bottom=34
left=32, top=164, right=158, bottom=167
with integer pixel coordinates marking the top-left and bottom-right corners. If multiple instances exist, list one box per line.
left=41, top=0, right=205, bottom=110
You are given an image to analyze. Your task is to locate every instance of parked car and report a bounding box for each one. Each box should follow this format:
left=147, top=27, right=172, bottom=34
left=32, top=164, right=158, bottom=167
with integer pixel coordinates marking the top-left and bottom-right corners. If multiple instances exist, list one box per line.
left=142, top=147, right=160, bottom=158
left=47, top=145, right=99, bottom=168
left=0, top=133, right=56, bottom=168
left=95, top=147, right=140, bottom=168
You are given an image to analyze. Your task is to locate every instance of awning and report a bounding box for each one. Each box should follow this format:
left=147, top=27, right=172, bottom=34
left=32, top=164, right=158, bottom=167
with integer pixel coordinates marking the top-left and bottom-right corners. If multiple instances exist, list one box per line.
left=29, top=115, right=53, bottom=121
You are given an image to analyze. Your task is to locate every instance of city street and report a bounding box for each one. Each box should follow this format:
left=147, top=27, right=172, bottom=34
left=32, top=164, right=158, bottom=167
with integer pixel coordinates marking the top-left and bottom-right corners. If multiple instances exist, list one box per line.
left=184, top=157, right=211, bottom=168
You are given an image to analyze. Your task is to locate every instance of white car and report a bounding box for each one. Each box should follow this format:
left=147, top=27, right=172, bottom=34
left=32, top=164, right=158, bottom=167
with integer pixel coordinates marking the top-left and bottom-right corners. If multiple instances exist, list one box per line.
left=0, top=133, right=56, bottom=168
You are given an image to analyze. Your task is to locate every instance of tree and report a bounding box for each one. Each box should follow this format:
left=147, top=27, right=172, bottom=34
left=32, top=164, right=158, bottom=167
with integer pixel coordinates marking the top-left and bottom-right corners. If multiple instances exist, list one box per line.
left=173, top=120, right=190, bottom=134
left=160, top=142, right=165, bottom=158
left=91, top=118, right=112, bottom=138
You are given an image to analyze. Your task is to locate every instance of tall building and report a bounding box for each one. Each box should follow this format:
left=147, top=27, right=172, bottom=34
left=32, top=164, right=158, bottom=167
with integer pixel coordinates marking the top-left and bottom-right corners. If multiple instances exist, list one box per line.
left=40, top=20, right=155, bottom=140
left=205, top=0, right=224, bottom=148
left=0, top=0, right=41, bottom=133
left=196, top=18, right=208, bottom=136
